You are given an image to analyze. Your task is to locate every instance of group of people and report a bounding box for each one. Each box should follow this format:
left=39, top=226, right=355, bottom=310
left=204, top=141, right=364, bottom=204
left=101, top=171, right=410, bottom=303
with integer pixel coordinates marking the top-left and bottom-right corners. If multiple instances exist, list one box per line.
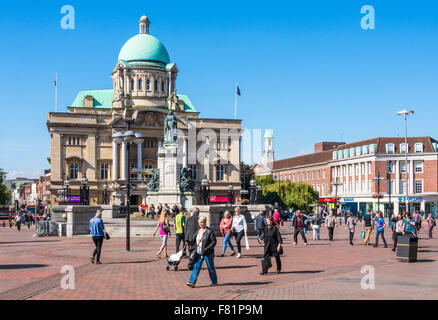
left=139, top=203, right=181, bottom=219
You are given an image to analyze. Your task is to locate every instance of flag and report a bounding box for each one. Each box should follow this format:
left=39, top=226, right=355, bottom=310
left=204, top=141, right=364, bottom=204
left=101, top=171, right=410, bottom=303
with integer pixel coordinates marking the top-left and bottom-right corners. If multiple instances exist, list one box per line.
left=236, top=85, right=241, bottom=96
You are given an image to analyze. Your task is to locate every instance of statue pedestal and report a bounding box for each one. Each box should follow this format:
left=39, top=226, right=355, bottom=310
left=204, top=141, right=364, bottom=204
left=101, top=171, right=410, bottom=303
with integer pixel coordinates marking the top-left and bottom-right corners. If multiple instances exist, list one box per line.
left=181, top=191, right=195, bottom=210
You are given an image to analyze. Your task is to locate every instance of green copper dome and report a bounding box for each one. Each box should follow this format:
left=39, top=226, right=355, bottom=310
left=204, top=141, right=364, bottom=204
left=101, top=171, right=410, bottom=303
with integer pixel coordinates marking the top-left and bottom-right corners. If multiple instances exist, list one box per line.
left=118, top=34, right=170, bottom=67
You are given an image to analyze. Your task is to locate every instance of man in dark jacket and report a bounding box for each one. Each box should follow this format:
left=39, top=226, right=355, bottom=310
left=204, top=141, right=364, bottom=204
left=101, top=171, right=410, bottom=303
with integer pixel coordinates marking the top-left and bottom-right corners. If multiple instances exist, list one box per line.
left=261, top=216, right=282, bottom=275
left=292, top=210, right=308, bottom=245
left=186, top=216, right=218, bottom=288
left=185, top=207, right=200, bottom=270
left=255, top=210, right=267, bottom=244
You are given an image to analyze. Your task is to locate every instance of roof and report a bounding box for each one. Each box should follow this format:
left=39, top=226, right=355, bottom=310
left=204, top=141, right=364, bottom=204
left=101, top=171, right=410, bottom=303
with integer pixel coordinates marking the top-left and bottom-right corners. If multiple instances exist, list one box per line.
left=177, top=94, right=197, bottom=113
left=273, top=150, right=333, bottom=170
left=118, top=34, right=170, bottom=68
left=71, top=89, right=113, bottom=109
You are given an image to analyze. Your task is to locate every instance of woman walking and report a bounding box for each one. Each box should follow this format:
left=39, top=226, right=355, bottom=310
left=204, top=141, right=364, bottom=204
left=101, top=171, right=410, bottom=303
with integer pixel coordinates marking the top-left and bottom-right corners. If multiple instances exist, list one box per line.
left=373, top=211, right=387, bottom=248
left=231, top=207, right=247, bottom=258
left=219, top=211, right=236, bottom=257
left=392, top=214, right=404, bottom=252
left=427, top=214, right=436, bottom=239
left=345, top=212, right=356, bottom=245
left=186, top=216, right=218, bottom=288
left=152, top=210, right=171, bottom=259
left=312, top=213, right=321, bottom=240
left=261, top=217, right=283, bottom=275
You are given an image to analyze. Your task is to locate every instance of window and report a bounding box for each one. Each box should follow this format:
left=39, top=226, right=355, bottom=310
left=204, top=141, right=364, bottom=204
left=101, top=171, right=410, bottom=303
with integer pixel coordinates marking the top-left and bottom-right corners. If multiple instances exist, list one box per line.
left=386, top=144, right=395, bottom=154
left=387, top=161, right=394, bottom=173
left=400, top=180, right=407, bottom=194
left=189, top=165, right=198, bottom=181
left=154, top=80, right=158, bottom=91
left=400, top=143, right=408, bottom=153
left=317, top=170, right=320, bottom=179
left=138, top=79, right=143, bottom=90
left=387, top=180, right=394, bottom=194
left=302, top=172, right=305, bottom=181
left=349, top=182, right=353, bottom=193
left=297, top=173, right=300, bottom=182
left=306, top=171, right=309, bottom=181
left=100, top=163, right=109, bottom=180
left=415, top=180, right=423, bottom=194
left=362, top=180, right=366, bottom=192
left=400, top=161, right=407, bottom=173
left=216, top=165, right=225, bottom=181
left=68, top=137, right=71, bottom=145
left=322, top=184, right=326, bottom=196
left=161, top=81, right=165, bottom=92
left=144, top=163, right=153, bottom=169
left=130, top=79, right=134, bottom=91
left=415, top=143, right=423, bottom=153
left=288, top=174, right=291, bottom=181
left=146, top=79, right=150, bottom=90
left=143, top=140, right=155, bottom=149
left=311, top=171, right=315, bottom=180
left=293, top=174, right=296, bottom=182
left=312, top=185, right=315, bottom=190
left=356, top=181, right=360, bottom=193
left=69, top=163, right=79, bottom=180
left=415, top=161, right=423, bottom=173
left=317, top=185, right=320, bottom=193
left=323, top=169, right=326, bottom=179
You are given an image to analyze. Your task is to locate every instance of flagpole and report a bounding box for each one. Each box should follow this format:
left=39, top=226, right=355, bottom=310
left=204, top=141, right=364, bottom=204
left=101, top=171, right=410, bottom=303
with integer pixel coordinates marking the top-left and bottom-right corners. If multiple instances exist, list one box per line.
left=234, top=83, right=237, bottom=120
left=55, top=72, right=58, bottom=112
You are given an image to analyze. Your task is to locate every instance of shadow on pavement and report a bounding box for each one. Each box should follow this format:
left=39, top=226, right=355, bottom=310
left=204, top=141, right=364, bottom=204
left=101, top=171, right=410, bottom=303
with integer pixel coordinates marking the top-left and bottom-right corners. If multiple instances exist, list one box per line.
left=277, top=270, right=324, bottom=274
left=0, top=264, right=49, bottom=270
left=415, top=259, right=435, bottom=263
left=209, top=281, right=272, bottom=287
left=418, top=250, right=438, bottom=253
left=216, top=265, right=255, bottom=270
left=104, top=260, right=153, bottom=265
left=0, top=240, right=60, bottom=244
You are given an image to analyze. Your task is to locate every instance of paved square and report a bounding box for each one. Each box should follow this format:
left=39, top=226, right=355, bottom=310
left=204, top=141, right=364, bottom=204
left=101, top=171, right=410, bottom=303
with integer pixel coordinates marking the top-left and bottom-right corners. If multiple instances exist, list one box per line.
left=1, top=224, right=437, bottom=300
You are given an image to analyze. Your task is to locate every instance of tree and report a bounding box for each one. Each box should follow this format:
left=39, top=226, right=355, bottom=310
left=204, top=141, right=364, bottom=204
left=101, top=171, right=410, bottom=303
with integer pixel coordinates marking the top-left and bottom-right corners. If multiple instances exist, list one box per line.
left=0, top=169, right=11, bottom=205
left=240, top=162, right=255, bottom=195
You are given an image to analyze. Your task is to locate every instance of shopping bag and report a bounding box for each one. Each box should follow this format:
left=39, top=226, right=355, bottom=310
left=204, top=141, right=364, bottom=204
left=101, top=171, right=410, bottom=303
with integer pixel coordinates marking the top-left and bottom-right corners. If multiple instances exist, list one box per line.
left=245, top=235, right=250, bottom=250
left=361, top=230, right=366, bottom=239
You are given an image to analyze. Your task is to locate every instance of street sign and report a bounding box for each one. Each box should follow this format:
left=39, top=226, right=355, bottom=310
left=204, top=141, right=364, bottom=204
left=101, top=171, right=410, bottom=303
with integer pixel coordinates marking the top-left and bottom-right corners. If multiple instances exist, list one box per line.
left=319, top=198, right=336, bottom=203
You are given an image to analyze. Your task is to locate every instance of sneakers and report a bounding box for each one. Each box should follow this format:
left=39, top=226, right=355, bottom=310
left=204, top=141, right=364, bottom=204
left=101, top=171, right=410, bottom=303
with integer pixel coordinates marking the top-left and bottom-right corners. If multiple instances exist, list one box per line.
left=230, top=252, right=236, bottom=256
left=259, top=272, right=267, bottom=275
left=95, top=261, right=102, bottom=265
left=293, top=242, right=297, bottom=245
left=209, top=283, right=217, bottom=287
left=90, top=256, right=95, bottom=264
left=236, top=253, right=241, bottom=258
left=220, top=253, right=225, bottom=257
left=304, top=243, right=307, bottom=246
left=186, top=282, right=195, bottom=288
left=276, top=270, right=281, bottom=274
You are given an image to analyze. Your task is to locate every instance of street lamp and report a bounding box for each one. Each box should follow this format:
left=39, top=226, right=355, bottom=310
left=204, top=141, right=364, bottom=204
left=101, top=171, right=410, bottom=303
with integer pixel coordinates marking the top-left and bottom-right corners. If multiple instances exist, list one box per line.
left=102, top=182, right=109, bottom=205
left=249, top=178, right=256, bottom=204
left=80, top=174, right=89, bottom=206
left=201, top=177, right=210, bottom=205
left=397, top=109, right=414, bottom=214
left=63, top=177, right=70, bottom=204
left=372, top=172, right=385, bottom=214
left=228, top=184, right=234, bottom=205
left=331, top=178, right=343, bottom=214
left=256, top=185, right=263, bottom=204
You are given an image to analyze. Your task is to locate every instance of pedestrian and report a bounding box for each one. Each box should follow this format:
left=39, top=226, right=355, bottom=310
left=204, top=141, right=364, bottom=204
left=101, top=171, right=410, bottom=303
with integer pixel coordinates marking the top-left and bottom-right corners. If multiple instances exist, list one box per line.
left=260, top=217, right=283, bottom=275
left=152, top=210, right=171, bottom=259
left=174, top=206, right=186, bottom=256
left=292, top=210, right=307, bottom=245
left=185, top=208, right=200, bottom=270
left=427, top=214, right=435, bottom=239
left=186, top=216, right=218, bottom=288
left=89, top=210, right=106, bottom=264
left=373, top=211, right=388, bottom=248
left=272, top=209, right=281, bottom=228
left=312, top=212, right=321, bottom=240
left=157, top=203, right=163, bottom=216
left=345, top=212, right=356, bottom=245
left=9, top=212, right=12, bottom=228
left=149, top=204, right=156, bottom=219
left=219, top=211, right=236, bottom=257
left=362, top=209, right=374, bottom=246
left=325, top=210, right=337, bottom=241
left=255, top=210, right=267, bottom=244
left=231, top=207, right=247, bottom=258
left=15, top=213, right=22, bottom=231
left=392, top=214, right=404, bottom=252
left=414, top=211, right=422, bottom=235
left=402, top=212, right=416, bottom=237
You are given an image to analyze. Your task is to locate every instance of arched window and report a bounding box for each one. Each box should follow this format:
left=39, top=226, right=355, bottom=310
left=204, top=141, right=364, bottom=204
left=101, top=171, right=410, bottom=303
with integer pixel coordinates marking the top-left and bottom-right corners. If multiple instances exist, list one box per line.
left=138, top=79, right=143, bottom=90
left=154, top=80, right=158, bottom=91
left=146, top=79, right=150, bottom=90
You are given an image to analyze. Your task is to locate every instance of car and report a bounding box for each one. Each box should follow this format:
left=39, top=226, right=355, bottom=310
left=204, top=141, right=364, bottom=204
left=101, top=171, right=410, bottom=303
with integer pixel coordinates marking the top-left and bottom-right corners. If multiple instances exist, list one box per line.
left=0, top=211, right=10, bottom=220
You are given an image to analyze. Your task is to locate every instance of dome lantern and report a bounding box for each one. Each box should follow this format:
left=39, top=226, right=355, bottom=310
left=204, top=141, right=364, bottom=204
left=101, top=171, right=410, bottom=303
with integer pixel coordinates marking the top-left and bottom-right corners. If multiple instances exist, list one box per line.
left=139, top=15, right=150, bottom=34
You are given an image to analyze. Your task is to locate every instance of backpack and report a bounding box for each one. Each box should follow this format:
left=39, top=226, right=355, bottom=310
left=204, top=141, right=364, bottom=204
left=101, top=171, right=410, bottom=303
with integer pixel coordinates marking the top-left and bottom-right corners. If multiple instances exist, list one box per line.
left=161, top=219, right=169, bottom=234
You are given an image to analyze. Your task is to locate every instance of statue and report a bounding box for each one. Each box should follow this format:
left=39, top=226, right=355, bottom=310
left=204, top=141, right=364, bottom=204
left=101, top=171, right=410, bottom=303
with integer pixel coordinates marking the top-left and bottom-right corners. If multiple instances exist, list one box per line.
left=180, top=167, right=194, bottom=192
left=164, top=110, right=177, bottom=146
left=147, top=169, right=160, bottom=192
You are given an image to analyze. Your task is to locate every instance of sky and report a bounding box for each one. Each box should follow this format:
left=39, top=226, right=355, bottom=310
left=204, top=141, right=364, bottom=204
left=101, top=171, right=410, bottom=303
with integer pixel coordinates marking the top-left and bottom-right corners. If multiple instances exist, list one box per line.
left=1, top=0, right=438, bottom=180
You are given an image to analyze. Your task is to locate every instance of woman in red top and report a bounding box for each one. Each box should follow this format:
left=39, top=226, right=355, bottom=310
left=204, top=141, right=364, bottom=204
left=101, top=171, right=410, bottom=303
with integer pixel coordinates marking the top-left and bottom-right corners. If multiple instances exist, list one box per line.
left=219, top=211, right=236, bottom=257
left=273, top=209, right=281, bottom=228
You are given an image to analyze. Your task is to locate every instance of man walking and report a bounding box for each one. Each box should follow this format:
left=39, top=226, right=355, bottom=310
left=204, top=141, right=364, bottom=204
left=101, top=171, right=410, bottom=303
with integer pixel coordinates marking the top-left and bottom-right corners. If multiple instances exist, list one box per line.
left=89, top=210, right=106, bottom=264
left=292, top=210, right=308, bottom=245
left=255, top=210, right=267, bottom=244
left=185, top=207, right=200, bottom=270
left=362, top=209, right=374, bottom=246
left=175, top=206, right=187, bottom=256
left=325, top=210, right=337, bottom=241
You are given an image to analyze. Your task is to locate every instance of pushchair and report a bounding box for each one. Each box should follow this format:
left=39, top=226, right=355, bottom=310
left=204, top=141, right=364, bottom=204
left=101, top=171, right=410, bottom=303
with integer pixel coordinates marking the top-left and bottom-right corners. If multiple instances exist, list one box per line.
left=166, top=251, right=184, bottom=271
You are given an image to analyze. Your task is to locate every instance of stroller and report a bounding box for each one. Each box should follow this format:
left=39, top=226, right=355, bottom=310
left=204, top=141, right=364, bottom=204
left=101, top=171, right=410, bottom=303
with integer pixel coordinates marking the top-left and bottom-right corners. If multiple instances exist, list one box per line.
left=166, top=251, right=184, bottom=271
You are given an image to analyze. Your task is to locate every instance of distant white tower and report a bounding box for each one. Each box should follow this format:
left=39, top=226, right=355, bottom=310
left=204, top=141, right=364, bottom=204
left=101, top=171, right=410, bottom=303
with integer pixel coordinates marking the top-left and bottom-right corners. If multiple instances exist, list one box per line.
left=262, top=129, right=274, bottom=169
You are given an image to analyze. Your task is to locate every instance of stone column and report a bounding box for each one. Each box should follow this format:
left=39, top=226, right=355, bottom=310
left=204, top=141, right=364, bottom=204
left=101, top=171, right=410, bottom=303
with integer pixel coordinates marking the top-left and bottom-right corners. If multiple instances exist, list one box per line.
left=137, top=142, right=142, bottom=181
left=121, top=141, right=127, bottom=181
left=113, top=141, right=119, bottom=180
left=395, top=160, right=400, bottom=194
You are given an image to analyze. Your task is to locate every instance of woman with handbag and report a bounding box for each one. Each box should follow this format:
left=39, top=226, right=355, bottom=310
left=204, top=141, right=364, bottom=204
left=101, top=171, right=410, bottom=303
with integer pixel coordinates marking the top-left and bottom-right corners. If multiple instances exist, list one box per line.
left=186, top=216, right=218, bottom=288
left=219, top=211, right=236, bottom=257
left=231, top=207, right=247, bottom=258
left=261, top=217, right=282, bottom=275
left=153, top=210, right=171, bottom=259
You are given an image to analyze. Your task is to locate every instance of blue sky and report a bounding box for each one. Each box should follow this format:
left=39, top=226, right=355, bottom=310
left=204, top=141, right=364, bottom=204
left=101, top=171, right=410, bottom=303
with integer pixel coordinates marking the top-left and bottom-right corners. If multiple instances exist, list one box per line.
left=1, top=0, right=438, bottom=179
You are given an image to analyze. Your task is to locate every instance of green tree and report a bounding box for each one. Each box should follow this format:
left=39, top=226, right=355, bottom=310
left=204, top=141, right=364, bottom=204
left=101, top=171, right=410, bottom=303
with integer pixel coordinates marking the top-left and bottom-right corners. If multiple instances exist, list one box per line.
left=0, top=169, right=11, bottom=205
left=240, top=162, right=255, bottom=192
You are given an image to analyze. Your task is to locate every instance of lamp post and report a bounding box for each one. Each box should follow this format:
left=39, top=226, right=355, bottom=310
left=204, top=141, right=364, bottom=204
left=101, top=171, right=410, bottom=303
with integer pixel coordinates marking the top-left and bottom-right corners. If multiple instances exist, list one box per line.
left=80, top=174, right=89, bottom=206
left=372, top=171, right=385, bottom=213
left=228, top=184, right=234, bottom=205
left=331, top=178, right=343, bottom=214
left=201, top=177, right=210, bottom=205
left=63, top=177, right=70, bottom=205
left=397, top=109, right=414, bottom=214
left=256, top=185, right=262, bottom=204
left=102, top=182, right=109, bottom=205
left=249, top=178, right=256, bottom=204
left=387, top=167, right=392, bottom=217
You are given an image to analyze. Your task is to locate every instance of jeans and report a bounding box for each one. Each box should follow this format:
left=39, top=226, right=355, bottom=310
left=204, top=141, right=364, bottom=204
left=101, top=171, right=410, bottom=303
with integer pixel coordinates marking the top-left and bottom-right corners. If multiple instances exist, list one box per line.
left=375, top=230, right=387, bottom=247
left=257, top=229, right=265, bottom=241
left=429, top=226, right=434, bottom=239
left=188, top=253, right=218, bottom=285
left=222, top=234, right=235, bottom=254
left=327, top=227, right=334, bottom=241
left=293, top=227, right=307, bottom=244
left=92, top=236, right=104, bottom=262
left=393, top=232, right=402, bottom=250
left=176, top=233, right=185, bottom=253
left=313, top=227, right=320, bottom=240
left=349, top=231, right=354, bottom=244
left=234, top=230, right=244, bottom=253
left=364, top=227, right=373, bottom=245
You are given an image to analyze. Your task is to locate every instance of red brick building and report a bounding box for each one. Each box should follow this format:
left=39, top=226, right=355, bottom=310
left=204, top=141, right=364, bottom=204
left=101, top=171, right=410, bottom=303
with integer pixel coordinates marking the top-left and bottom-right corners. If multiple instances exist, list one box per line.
left=272, top=137, right=438, bottom=216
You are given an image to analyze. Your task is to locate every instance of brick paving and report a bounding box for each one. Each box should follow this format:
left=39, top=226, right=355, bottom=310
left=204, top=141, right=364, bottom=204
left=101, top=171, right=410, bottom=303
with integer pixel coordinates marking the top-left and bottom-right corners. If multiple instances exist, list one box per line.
left=1, top=223, right=438, bottom=300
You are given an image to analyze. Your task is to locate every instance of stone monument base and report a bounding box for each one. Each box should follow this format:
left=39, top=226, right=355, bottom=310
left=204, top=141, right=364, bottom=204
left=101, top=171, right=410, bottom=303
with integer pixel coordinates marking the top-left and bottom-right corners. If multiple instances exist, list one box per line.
left=147, top=190, right=181, bottom=208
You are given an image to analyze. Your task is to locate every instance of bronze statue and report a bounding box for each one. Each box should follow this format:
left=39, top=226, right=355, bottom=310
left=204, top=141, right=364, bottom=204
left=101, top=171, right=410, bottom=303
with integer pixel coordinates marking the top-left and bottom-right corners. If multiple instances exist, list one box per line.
left=180, top=167, right=194, bottom=192
left=147, top=169, right=160, bottom=192
left=164, top=110, right=177, bottom=146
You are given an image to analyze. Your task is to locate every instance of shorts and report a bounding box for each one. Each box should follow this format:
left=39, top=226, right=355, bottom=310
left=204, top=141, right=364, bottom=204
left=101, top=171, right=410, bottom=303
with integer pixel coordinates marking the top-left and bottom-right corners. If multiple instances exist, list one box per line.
left=160, top=235, right=168, bottom=246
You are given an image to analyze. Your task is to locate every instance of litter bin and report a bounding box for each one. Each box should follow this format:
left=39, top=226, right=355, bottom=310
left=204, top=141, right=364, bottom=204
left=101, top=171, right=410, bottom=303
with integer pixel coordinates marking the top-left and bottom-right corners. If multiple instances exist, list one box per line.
left=396, top=235, right=418, bottom=262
